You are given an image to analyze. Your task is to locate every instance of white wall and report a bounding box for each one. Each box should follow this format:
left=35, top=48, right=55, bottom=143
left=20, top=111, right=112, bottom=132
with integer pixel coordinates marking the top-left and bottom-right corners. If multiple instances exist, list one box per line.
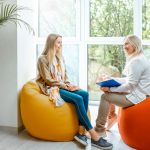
left=0, top=0, right=35, bottom=129
left=17, top=0, right=35, bottom=128
left=0, top=0, right=18, bottom=127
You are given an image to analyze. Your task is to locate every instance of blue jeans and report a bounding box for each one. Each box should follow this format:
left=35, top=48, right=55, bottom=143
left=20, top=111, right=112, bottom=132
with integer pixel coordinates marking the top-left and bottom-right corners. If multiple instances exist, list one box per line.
left=59, top=89, right=93, bottom=131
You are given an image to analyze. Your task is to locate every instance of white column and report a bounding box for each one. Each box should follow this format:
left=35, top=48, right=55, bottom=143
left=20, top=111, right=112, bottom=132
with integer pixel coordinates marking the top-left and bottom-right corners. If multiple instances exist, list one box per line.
left=0, top=0, right=35, bottom=133
left=17, top=0, right=35, bottom=128
left=0, top=0, right=18, bottom=129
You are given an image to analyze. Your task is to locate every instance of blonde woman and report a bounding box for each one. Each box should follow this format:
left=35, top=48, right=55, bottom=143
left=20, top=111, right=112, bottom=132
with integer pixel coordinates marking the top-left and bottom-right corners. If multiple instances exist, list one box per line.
left=36, top=34, right=113, bottom=149
left=95, top=35, right=150, bottom=136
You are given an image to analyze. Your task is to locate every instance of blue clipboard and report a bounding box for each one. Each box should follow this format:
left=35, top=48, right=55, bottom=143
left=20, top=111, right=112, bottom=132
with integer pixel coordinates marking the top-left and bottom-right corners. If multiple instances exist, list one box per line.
left=96, top=79, right=121, bottom=87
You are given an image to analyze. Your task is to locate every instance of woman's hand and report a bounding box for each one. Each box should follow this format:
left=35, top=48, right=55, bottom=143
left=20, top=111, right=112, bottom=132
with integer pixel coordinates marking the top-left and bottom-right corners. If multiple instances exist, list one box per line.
left=100, top=86, right=109, bottom=92
left=98, top=75, right=111, bottom=82
left=66, top=84, right=81, bottom=91
left=66, top=84, right=75, bottom=90
left=70, top=86, right=81, bottom=91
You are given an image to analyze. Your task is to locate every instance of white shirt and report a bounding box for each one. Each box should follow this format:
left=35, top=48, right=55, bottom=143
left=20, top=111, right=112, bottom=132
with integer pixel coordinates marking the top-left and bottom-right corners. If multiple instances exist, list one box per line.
left=110, top=53, right=150, bottom=104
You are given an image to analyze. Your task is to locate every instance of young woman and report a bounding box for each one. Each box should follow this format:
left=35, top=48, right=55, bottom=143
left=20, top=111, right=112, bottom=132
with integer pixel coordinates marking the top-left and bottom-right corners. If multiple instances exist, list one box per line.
left=36, top=34, right=113, bottom=149
left=95, top=35, right=150, bottom=135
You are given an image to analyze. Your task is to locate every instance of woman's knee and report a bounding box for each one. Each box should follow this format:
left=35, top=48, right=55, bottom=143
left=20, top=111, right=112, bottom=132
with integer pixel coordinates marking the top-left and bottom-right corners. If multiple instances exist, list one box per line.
left=81, top=90, right=89, bottom=99
left=75, top=95, right=84, bottom=104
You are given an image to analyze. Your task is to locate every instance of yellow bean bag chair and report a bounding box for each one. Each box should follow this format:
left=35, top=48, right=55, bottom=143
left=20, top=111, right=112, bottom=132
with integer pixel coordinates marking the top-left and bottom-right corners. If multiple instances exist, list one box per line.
left=20, top=78, right=91, bottom=141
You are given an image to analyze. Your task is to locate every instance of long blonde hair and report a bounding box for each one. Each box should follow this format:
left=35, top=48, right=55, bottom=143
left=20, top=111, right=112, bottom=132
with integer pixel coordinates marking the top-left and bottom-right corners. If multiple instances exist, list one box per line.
left=42, top=34, right=63, bottom=66
left=123, top=34, right=149, bottom=75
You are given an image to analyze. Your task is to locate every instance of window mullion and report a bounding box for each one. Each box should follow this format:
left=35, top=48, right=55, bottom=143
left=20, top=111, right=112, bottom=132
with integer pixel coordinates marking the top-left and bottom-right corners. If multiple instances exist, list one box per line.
left=85, top=0, right=90, bottom=41
left=139, top=0, right=142, bottom=39
left=79, top=0, right=87, bottom=90
left=134, top=0, right=142, bottom=39
left=34, top=0, right=39, bottom=38
left=76, top=0, right=81, bottom=41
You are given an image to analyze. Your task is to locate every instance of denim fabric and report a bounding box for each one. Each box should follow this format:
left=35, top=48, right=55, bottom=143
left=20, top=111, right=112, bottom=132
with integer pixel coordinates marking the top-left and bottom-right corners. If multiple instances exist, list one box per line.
left=59, top=89, right=93, bottom=131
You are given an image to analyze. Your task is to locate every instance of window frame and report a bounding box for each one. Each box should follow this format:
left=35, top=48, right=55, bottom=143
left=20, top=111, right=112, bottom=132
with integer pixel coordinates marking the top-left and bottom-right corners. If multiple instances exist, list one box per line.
left=34, top=0, right=150, bottom=92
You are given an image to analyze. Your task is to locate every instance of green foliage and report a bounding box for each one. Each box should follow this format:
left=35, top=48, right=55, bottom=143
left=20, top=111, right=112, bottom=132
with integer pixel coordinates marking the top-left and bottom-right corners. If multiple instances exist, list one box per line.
left=143, top=45, right=150, bottom=61
left=90, top=0, right=133, bottom=37
left=0, top=0, right=35, bottom=35
left=88, top=0, right=134, bottom=75
left=88, top=44, right=126, bottom=74
left=142, top=0, right=150, bottom=40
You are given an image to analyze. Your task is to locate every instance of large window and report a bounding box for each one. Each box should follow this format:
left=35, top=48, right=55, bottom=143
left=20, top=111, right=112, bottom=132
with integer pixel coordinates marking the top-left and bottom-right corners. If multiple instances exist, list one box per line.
left=34, top=0, right=150, bottom=101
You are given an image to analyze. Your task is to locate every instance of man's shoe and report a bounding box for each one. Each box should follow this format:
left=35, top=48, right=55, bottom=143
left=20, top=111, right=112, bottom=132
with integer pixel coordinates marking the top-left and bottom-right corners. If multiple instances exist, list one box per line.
left=106, top=114, right=117, bottom=131
left=91, top=137, right=113, bottom=149
left=74, top=133, right=88, bottom=147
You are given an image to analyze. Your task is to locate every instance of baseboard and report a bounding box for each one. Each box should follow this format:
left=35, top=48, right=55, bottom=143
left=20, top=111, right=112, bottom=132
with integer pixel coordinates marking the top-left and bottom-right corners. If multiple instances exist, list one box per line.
left=0, top=125, right=25, bottom=134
